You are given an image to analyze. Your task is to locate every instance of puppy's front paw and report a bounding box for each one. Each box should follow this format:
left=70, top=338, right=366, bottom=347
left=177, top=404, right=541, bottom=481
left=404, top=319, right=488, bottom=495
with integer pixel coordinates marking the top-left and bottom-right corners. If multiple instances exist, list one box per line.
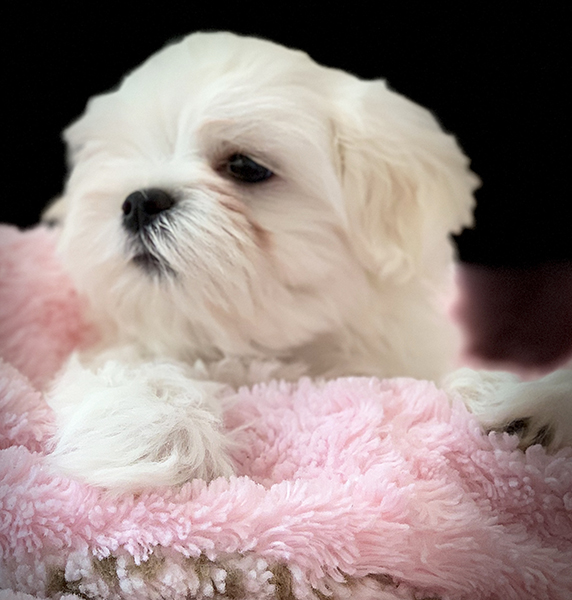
left=444, top=368, right=572, bottom=451
left=46, top=356, right=235, bottom=492
left=499, top=370, right=572, bottom=451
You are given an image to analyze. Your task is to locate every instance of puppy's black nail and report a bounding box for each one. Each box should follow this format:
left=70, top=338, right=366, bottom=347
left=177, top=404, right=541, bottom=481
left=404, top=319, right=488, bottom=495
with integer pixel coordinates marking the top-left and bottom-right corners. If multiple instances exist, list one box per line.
left=531, top=425, right=554, bottom=447
left=503, top=418, right=531, bottom=436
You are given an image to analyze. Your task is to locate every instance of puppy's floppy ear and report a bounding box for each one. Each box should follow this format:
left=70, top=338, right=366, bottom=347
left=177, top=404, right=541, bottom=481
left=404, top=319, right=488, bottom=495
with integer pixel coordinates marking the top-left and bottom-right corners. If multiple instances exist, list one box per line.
left=39, top=113, right=90, bottom=227
left=334, top=80, right=479, bottom=280
left=41, top=196, right=69, bottom=227
left=40, top=102, right=104, bottom=227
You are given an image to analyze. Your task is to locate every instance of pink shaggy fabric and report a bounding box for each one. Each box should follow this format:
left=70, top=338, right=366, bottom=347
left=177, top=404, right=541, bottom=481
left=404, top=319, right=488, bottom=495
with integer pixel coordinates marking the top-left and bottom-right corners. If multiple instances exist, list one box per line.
left=0, top=226, right=91, bottom=389
left=1, top=224, right=572, bottom=600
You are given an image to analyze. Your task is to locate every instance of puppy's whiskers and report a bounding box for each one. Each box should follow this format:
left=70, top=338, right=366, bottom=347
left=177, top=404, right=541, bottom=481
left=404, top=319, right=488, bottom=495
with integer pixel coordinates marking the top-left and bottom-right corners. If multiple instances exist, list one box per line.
left=126, top=220, right=177, bottom=278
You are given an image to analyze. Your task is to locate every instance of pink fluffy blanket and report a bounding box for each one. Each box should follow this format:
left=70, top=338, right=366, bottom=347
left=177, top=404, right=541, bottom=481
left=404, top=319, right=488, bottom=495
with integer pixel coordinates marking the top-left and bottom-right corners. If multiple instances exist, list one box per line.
left=1, top=225, right=571, bottom=600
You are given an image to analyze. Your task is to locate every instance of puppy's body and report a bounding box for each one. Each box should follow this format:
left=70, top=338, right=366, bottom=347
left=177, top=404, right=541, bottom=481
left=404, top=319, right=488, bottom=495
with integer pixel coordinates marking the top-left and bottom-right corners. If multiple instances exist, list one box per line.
left=45, top=32, right=572, bottom=491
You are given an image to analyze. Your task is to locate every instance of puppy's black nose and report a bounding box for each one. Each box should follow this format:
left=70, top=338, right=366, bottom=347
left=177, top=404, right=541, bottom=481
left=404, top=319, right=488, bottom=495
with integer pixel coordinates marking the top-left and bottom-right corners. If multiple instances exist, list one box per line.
left=122, top=188, right=176, bottom=233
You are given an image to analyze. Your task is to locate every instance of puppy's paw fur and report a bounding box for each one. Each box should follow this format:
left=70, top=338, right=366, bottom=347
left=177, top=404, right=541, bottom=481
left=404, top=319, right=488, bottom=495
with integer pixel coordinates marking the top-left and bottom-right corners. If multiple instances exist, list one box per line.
left=444, top=367, right=572, bottom=451
left=46, top=355, right=235, bottom=492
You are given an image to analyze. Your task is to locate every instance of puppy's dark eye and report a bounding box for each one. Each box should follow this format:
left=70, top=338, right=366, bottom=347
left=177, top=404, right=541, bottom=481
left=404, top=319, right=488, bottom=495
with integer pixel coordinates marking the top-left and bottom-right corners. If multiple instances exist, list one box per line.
left=226, top=153, right=273, bottom=183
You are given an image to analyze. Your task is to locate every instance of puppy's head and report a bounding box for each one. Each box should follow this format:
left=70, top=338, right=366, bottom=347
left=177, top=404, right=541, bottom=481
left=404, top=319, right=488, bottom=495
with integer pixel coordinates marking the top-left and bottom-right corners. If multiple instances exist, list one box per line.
left=52, top=32, right=478, bottom=374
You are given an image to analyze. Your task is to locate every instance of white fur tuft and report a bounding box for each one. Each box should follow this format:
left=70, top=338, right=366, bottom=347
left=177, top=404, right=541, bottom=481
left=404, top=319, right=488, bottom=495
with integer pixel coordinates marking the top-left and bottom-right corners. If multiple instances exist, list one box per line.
left=46, top=355, right=234, bottom=491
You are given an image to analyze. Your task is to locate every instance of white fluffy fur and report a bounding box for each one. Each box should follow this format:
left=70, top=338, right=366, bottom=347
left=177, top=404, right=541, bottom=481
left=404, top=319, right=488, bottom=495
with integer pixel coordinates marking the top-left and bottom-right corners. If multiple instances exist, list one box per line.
left=45, top=353, right=236, bottom=489
left=44, top=31, right=572, bottom=492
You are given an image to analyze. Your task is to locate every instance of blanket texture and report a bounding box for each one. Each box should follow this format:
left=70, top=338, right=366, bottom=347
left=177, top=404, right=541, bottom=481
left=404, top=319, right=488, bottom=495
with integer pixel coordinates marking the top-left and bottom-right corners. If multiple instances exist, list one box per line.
left=0, top=224, right=571, bottom=600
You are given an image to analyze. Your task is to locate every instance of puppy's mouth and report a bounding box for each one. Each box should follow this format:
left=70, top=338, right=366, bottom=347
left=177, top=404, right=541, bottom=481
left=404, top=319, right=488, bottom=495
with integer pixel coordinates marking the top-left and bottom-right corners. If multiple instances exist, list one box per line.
left=127, top=240, right=176, bottom=277
left=132, top=250, right=164, bottom=272
left=125, top=232, right=176, bottom=277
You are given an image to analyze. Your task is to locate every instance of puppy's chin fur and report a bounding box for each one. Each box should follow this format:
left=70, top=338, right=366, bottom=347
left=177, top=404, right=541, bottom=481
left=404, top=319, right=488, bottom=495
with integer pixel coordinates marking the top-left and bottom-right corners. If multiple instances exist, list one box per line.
left=45, top=32, right=484, bottom=491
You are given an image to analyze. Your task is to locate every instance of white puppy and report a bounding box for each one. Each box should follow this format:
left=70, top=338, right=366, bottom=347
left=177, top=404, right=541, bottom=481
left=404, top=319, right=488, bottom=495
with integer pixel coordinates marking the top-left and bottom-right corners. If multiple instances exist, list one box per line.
left=44, top=31, right=572, bottom=491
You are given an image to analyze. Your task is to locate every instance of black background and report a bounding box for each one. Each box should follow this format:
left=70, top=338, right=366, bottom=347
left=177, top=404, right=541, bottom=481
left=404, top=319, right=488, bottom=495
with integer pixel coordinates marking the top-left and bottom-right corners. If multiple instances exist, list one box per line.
left=2, top=3, right=569, bottom=267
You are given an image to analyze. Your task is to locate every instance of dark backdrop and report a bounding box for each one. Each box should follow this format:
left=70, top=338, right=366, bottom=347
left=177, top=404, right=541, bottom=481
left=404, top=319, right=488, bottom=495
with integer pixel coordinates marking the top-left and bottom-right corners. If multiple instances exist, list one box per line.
left=2, top=3, right=569, bottom=268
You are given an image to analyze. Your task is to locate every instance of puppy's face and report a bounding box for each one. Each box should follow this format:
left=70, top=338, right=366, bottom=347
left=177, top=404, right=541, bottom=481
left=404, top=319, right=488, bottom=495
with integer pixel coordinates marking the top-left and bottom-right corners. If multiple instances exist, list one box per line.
left=54, top=32, right=478, bottom=368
